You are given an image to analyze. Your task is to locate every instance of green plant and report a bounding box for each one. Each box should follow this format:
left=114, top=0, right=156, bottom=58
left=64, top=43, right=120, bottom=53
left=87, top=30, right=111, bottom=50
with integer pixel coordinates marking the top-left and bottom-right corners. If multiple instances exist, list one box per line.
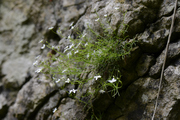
left=37, top=13, right=136, bottom=119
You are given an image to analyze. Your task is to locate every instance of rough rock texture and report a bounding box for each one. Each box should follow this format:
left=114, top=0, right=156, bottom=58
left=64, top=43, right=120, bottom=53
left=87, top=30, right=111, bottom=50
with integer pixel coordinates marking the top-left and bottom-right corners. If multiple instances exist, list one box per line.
left=0, top=0, right=180, bottom=120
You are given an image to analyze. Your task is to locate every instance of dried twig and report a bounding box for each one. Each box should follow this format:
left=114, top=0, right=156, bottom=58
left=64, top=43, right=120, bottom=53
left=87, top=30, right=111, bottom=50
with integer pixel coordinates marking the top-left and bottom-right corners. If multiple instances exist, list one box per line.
left=151, top=0, right=178, bottom=119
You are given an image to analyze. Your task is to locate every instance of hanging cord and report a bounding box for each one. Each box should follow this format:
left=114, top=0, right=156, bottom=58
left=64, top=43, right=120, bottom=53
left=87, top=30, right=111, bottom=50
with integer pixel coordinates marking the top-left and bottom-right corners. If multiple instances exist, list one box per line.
left=151, top=0, right=178, bottom=120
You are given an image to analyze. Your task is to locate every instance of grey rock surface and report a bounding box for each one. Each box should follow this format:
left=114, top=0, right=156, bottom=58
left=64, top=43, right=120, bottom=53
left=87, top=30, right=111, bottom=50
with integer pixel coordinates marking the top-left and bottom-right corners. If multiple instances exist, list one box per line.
left=149, top=40, right=180, bottom=78
left=0, top=0, right=180, bottom=120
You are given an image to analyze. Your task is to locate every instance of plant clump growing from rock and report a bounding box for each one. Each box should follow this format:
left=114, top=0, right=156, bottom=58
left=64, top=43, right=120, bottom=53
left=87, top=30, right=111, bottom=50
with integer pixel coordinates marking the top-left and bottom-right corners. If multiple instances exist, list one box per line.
left=36, top=13, right=136, bottom=119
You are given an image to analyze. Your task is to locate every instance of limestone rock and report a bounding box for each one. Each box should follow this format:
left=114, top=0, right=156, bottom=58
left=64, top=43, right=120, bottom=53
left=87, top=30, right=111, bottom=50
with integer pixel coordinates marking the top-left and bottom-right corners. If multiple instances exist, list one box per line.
left=149, top=40, right=180, bottom=77
left=0, top=95, right=8, bottom=118
left=136, top=54, right=155, bottom=77
left=53, top=98, right=87, bottom=120
left=8, top=78, right=56, bottom=120
left=1, top=0, right=180, bottom=119
left=2, top=56, right=32, bottom=90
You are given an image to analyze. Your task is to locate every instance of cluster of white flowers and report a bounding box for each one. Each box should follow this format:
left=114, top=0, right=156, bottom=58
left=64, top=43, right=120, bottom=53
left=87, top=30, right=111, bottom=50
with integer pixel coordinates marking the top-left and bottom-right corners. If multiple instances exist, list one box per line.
left=94, top=75, right=101, bottom=80
left=69, top=89, right=77, bottom=94
left=64, top=43, right=74, bottom=53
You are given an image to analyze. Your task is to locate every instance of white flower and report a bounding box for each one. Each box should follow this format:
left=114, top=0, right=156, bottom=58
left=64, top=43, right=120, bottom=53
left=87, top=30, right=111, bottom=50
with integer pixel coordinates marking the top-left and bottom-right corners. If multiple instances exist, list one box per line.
left=95, top=18, right=99, bottom=22
left=74, top=50, right=79, bottom=54
left=129, top=39, right=134, bottom=43
left=87, top=53, right=89, bottom=58
left=41, top=44, right=45, bottom=49
left=115, top=7, right=119, bottom=10
left=85, top=42, right=88, bottom=46
left=39, top=39, right=43, bottom=43
left=64, top=46, right=69, bottom=53
left=52, top=45, right=55, bottom=49
left=69, top=44, right=74, bottom=49
left=70, top=22, right=74, bottom=27
left=71, top=26, right=74, bottom=30
left=68, top=35, right=71, bottom=39
left=99, top=90, right=105, bottom=94
left=33, top=61, right=38, bottom=66
left=94, top=75, right=101, bottom=80
left=48, top=27, right=54, bottom=30
left=104, top=14, right=107, bottom=17
left=69, top=89, right=77, bottom=94
left=108, top=78, right=117, bottom=83
left=82, top=33, right=86, bottom=38
left=62, top=69, right=67, bottom=73
left=55, top=79, right=60, bottom=83
left=65, top=78, right=70, bottom=83
left=53, top=108, right=57, bottom=113
left=35, top=68, right=43, bottom=73
left=67, top=52, right=72, bottom=58
left=35, top=55, right=41, bottom=59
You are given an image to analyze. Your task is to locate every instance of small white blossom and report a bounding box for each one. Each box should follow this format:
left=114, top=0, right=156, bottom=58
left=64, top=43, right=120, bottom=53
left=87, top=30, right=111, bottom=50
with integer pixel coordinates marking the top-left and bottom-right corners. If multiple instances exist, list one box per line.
left=104, top=14, right=107, bottom=17
left=48, top=27, right=54, bottom=30
left=33, top=61, right=38, bottom=66
left=68, top=35, right=71, bottom=39
left=35, top=68, right=43, bottom=73
left=41, top=44, right=45, bottom=49
left=108, top=78, right=117, bottom=83
left=64, top=46, right=69, bottom=53
left=82, top=33, right=86, bottom=38
left=69, top=44, right=74, bottom=49
left=69, top=89, right=77, bottom=94
left=85, top=42, right=88, bottom=46
left=35, top=55, right=41, bottom=59
left=62, top=69, right=67, bottom=73
left=115, top=7, right=119, bottom=10
left=74, top=50, right=79, bottom=54
left=65, top=78, right=70, bottom=83
left=129, top=39, right=134, bottom=43
left=52, top=45, right=55, bottom=49
left=75, top=42, right=81, bottom=48
left=39, top=39, right=43, bottom=43
left=55, top=79, right=60, bottom=83
left=57, top=30, right=62, bottom=34
left=53, top=108, right=57, bottom=113
left=99, top=90, right=105, bottom=94
left=95, top=18, right=99, bottom=22
left=67, top=52, right=72, bottom=58
left=94, top=75, right=101, bottom=80
left=87, top=53, right=89, bottom=58
left=70, top=22, right=74, bottom=27
left=71, top=26, right=74, bottom=30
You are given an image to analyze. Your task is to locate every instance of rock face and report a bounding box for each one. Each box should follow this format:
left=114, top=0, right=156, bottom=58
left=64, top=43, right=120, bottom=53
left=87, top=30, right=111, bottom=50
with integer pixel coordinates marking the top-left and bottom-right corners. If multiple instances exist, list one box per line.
left=0, top=0, right=180, bottom=120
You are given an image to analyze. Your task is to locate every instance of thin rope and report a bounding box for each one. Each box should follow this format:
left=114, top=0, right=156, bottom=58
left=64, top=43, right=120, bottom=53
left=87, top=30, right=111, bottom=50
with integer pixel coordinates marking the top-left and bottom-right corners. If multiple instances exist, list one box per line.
left=151, top=0, right=178, bottom=119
